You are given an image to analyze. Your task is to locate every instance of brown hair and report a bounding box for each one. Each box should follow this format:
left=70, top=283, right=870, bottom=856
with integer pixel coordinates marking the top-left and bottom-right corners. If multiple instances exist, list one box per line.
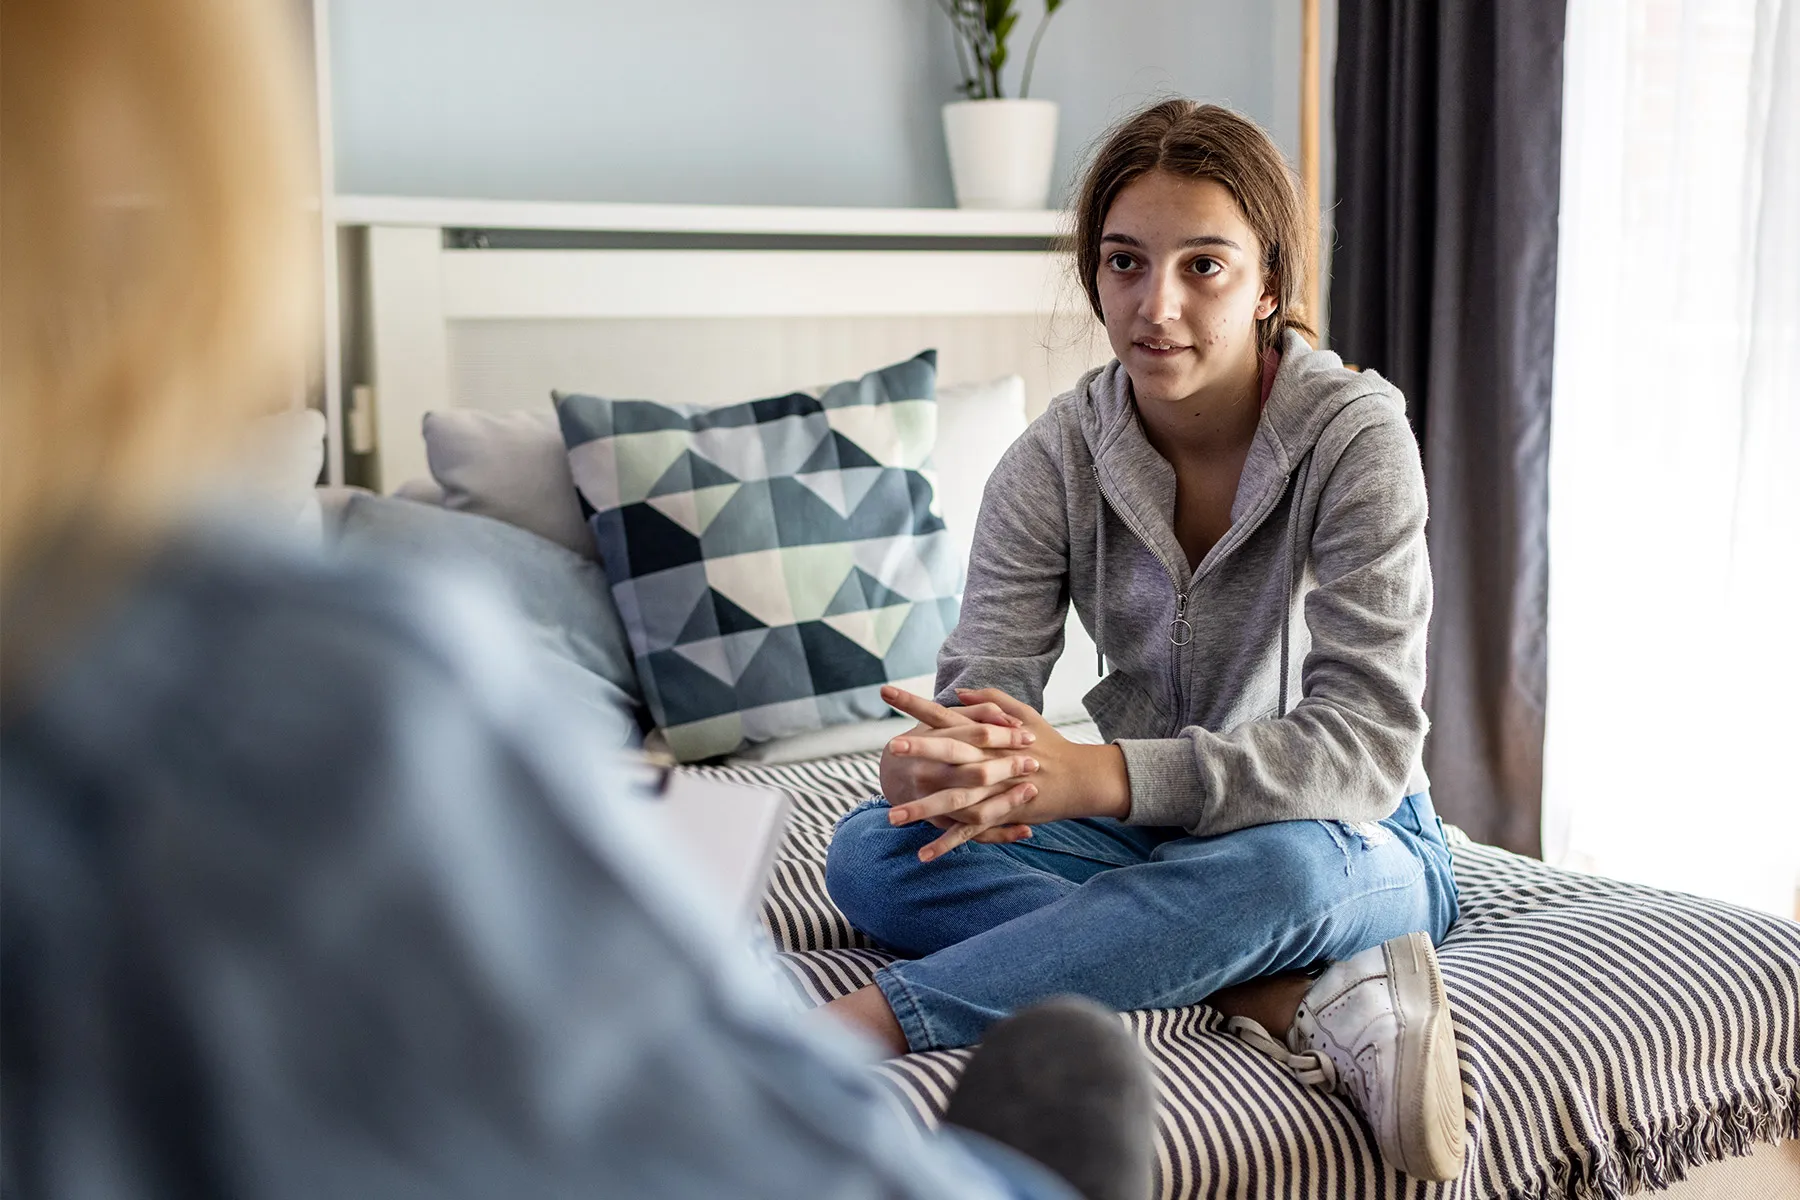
left=1, top=0, right=316, bottom=584
left=1069, top=100, right=1314, bottom=355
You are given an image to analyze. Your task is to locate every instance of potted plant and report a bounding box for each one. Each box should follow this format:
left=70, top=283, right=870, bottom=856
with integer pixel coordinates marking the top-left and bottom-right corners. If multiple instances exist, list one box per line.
left=936, top=1, right=1067, bottom=210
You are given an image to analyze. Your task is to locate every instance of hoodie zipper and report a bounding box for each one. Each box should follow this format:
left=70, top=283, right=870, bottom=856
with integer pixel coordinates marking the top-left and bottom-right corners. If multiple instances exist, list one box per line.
left=1168, top=590, right=1193, bottom=735
left=1094, top=465, right=1191, bottom=728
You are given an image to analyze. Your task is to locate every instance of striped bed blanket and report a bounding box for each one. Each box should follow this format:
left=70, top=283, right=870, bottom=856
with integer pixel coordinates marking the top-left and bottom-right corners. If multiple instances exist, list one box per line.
left=682, top=735, right=1800, bottom=1200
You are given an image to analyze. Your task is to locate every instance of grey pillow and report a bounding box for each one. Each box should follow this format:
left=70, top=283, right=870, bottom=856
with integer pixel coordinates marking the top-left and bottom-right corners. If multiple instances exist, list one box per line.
left=420, top=410, right=594, bottom=559
left=336, top=493, right=643, bottom=743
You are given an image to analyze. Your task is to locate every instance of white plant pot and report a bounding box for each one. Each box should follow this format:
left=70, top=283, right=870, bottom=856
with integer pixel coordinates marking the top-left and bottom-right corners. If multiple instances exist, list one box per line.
left=942, top=99, right=1059, bottom=210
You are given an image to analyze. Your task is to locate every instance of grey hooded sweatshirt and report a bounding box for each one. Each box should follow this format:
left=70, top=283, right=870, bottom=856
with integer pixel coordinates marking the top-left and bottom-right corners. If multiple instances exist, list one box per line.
left=936, top=329, right=1432, bottom=836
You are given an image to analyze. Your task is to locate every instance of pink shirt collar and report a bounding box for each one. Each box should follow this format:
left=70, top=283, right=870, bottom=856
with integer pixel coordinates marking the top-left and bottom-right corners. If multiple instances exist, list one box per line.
left=1259, top=347, right=1281, bottom=409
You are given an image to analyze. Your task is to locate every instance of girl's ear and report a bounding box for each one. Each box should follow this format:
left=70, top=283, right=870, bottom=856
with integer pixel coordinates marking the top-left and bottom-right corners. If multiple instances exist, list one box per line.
left=1254, top=267, right=1280, bottom=321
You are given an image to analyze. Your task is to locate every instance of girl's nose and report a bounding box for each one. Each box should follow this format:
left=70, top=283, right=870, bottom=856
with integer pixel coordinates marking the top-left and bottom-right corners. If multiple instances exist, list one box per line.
left=1138, top=265, right=1182, bottom=325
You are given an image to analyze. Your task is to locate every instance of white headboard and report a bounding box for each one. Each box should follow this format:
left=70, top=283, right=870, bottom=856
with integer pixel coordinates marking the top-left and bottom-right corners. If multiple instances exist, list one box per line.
left=333, top=196, right=1112, bottom=493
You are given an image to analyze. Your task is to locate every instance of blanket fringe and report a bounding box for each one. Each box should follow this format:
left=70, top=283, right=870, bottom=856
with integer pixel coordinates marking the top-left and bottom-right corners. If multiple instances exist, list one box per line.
left=1502, top=1075, right=1800, bottom=1200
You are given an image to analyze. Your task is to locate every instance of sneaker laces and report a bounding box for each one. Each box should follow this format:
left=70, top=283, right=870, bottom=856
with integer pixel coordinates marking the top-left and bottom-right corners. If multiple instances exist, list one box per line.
left=1225, top=1015, right=1340, bottom=1092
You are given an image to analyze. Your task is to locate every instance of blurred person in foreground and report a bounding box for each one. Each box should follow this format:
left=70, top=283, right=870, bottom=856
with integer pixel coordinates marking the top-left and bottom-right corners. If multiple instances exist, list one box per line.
left=0, top=3, right=1151, bottom=1198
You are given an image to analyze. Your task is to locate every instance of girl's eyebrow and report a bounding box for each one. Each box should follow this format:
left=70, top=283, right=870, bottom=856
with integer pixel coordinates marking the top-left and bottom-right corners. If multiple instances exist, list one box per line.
left=1101, top=232, right=1244, bottom=251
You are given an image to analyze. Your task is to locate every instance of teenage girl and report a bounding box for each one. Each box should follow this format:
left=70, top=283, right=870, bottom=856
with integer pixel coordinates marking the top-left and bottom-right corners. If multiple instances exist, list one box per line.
left=824, top=100, right=1468, bottom=1182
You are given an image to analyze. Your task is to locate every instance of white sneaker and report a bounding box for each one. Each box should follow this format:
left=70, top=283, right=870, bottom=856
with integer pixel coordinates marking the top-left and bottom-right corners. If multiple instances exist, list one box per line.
left=1227, top=933, right=1467, bottom=1181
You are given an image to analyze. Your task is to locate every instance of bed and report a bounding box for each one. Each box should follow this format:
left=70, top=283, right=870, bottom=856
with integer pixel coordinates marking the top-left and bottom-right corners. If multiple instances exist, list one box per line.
left=708, top=743, right=1800, bottom=1200
left=328, top=196, right=1800, bottom=1199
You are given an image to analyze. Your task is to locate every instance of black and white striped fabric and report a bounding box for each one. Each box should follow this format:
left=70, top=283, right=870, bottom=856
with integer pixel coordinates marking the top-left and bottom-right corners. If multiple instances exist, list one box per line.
left=680, top=733, right=1800, bottom=1200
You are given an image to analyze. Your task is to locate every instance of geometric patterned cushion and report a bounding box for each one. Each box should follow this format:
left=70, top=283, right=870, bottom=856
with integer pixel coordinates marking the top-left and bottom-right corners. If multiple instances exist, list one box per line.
left=555, top=352, right=961, bottom=761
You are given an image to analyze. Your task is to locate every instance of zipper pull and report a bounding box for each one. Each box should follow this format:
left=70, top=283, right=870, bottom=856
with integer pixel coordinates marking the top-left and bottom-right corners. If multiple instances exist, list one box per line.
left=1169, top=589, right=1193, bottom=647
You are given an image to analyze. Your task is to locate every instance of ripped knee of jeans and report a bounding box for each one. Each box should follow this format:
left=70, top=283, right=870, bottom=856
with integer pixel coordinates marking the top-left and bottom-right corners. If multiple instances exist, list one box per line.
left=1317, top=819, right=1394, bottom=873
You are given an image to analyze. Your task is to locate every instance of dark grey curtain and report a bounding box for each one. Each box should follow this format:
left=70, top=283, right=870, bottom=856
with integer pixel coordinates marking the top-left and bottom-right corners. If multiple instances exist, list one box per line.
left=1329, top=1, right=1565, bottom=856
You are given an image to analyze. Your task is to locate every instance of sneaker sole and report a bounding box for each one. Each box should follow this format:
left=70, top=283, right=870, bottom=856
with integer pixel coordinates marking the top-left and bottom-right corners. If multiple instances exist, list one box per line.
left=1384, top=932, right=1467, bottom=1181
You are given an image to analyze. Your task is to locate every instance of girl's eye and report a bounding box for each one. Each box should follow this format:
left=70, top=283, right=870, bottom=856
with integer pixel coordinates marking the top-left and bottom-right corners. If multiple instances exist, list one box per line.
left=1106, top=252, right=1136, bottom=271
left=1190, top=258, right=1222, bottom=277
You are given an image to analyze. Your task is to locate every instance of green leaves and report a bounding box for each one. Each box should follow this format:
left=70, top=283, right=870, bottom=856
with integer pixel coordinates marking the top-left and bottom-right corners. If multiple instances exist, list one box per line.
left=991, top=7, right=1017, bottom=75
left=935, top=0, right=1067, bottom=100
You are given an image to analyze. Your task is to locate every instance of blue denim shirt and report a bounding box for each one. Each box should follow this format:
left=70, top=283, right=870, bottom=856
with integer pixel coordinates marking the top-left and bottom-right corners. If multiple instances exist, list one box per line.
left=0, top=534, right=1056, bottom=1199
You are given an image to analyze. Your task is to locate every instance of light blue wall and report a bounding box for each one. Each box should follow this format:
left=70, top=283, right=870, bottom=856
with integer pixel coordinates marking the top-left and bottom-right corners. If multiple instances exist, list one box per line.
left=330, top=0, right=1304, bottom=208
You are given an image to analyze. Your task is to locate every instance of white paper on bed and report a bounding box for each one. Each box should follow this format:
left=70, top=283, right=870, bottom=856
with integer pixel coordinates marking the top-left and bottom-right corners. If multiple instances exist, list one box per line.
left=645, top=772, right=789, bottom=920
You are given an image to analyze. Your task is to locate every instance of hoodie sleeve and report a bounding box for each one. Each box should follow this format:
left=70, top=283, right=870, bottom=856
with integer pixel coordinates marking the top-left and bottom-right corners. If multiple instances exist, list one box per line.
left=1116, top=408, right=1432, bottom=835
left=934, top=415, right=1074, bottom=710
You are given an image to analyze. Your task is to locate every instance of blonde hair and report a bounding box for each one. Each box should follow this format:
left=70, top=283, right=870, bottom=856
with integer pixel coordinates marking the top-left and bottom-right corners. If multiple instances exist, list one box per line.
left=1069, top=100, right=1315, bottom=355
left=1, top=0, right=317, bottom=584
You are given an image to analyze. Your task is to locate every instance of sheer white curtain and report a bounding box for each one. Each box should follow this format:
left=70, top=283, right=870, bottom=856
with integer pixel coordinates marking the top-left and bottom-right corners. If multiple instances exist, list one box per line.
left=1547, top=0, right=1799, bottom=917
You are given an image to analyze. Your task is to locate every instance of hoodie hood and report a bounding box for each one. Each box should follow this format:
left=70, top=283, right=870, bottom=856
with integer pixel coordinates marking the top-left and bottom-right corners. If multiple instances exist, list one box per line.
left=1072, top=329, right=1409, bottom=682
left=1077, top=329, right=1406, bottom=574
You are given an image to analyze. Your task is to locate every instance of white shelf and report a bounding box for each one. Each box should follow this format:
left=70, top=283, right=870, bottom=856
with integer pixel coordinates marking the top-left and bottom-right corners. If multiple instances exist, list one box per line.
left=333, top=195, right=1069, bottom=239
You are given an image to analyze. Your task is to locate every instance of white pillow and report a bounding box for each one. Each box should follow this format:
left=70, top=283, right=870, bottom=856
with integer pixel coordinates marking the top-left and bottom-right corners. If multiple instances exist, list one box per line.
left=420, top=409, right=594, bottom=558
left=932, top=376, right=1028, bottom=566
left=932, top=374, right=1100, bottom=725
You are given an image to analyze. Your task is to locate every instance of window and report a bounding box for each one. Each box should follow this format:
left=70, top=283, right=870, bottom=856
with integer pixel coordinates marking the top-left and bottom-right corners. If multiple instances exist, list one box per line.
left=1545, top=0, right=1798, bottom=916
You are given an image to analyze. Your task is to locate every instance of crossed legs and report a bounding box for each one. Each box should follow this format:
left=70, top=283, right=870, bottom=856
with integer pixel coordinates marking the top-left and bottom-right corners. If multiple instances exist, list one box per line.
left=822, top=798, right=1456, bottom=1054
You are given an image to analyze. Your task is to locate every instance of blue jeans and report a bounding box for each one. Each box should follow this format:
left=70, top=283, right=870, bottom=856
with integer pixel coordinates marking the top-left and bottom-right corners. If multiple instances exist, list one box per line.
left=826, top=793, right=1460, bottom=1052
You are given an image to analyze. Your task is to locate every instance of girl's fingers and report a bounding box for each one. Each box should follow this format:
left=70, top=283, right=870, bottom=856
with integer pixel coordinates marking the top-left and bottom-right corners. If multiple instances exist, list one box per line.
left=886, top=725, right=1032, bottom=763
left=919, top=819, right=985, bottom=862
left=915, top=776, right=1040, bottom=858
left=886, top=735, right=986, bottom=766
left=939, top=721, right=1035, bottom=749
left=888, top=780, right=1005, bottom=826
left=956, top=700, right=1023, bottom=728
left=893, top=777, right=1037, bottom=827
left=950, top=754, right=1038, bottom=789
left=880, top=685, right=967, bottom=730
left=954, top=687, right=1039, bottom=724
left=918, top=783, right=1037, bottom=859
left=983, top=778, right=1040, bottom=821
left=961, top=790, right=1032, bottom=828
left=905, top=755, right=1036, bottom=795
left=889, top=772, right=1036, bottom=825
left=884, top=683, right=1027, bottom=730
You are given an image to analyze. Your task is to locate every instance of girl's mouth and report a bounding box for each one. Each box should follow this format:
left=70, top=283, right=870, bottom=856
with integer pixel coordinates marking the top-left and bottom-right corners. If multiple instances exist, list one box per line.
left=1134, top=339, right=1190, bottom=357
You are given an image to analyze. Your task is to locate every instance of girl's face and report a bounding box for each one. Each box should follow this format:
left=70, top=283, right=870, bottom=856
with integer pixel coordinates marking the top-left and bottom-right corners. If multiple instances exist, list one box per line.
left=1096, top=170, right=1277, bottom=409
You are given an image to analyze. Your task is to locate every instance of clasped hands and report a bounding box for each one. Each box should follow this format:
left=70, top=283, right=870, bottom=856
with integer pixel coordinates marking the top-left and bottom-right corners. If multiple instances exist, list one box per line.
left=878, top=684, right=1131, bottom=863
